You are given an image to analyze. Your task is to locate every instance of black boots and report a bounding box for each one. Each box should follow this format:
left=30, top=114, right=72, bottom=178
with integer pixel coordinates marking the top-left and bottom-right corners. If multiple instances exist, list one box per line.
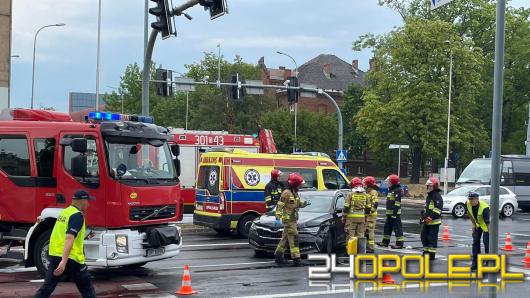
left=275, top=252, right=288, bottom=265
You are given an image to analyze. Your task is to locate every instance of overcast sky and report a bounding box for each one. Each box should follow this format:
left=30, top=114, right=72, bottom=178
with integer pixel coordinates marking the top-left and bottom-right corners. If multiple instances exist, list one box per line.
left=9, top=0, right=530, bottom=112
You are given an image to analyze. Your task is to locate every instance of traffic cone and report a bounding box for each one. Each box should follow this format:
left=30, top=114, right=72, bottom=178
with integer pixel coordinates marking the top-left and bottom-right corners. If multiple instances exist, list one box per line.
left=501, top=233, right=514, bottom=251
left=442, top=224, right=452, bottom=241
left=380, top=262, right=396, bottom=284
left=175, top=265, right=198, bottom=295
left=522, top=242, right=530, bottom=264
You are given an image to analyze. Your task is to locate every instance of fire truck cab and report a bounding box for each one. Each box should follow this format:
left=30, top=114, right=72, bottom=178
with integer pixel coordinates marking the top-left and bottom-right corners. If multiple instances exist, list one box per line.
left=0, top=109, right=183, bottom=276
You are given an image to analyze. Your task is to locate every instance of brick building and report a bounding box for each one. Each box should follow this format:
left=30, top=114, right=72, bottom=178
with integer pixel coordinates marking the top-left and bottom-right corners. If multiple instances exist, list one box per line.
left=0, top=0, right=12, bottom=110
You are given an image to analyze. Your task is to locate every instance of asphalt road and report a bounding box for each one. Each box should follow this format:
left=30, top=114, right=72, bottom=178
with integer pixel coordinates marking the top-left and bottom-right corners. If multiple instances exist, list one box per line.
left=2, top=204, right=530, bottom=297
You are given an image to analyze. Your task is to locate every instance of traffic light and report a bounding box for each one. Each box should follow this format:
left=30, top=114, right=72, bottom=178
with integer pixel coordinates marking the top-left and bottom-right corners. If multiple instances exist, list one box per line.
left=229, top=74, right=244, bottom=100
left=199, top=0, right=229, bottom=20
left=149, top=0, right=175, bottom=39
left=287, top=76, right=299, bottom=103
left=156, top=68, right=173, bottom=97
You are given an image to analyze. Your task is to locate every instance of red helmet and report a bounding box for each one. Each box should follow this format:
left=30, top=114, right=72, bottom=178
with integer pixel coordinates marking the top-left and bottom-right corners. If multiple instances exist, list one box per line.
left=271, top=169, right=282, bottom=180
left=287, top=173, right=304, bottom=188
left=350, top=177, right=362, bottom=188
left=363, top=176, right=376, bottom=187
left=425, top=177, right=439, bottom=188
left=387, top=174, right=400, bottom=186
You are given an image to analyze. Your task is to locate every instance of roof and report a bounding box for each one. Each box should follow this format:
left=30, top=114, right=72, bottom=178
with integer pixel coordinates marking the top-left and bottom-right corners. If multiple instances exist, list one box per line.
left=297, top=54, right=365, bottom=91
left=200, top=149, right=336, bottom=163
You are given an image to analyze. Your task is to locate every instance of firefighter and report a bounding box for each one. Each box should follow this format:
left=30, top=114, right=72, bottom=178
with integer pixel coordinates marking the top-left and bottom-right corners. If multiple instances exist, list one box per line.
left=421, top=177, right=443, bottom=261
left=466, top=191, right=490, bottom=271
left=363, top=176, right=379, bottom=253
left=343, top=177, right=368, bottom=252
left=274, top=173, right=310, bottom=266
left=377, top=174, right=404, bottom=249
left=264, top=169, right=284, bottom=211
left=35, top=190, right=96, bottom=298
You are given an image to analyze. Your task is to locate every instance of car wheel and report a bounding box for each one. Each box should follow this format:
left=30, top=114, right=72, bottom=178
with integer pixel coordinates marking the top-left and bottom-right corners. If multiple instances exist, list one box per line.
left=34, top=229, right=52, bottom=277
left=452, top=203, right=466, bottom=218
left=320, top=230, right=334, bottom=254
left=237, top=214, right=257, bottom=238
left=501, top=203, right=514, bottom=218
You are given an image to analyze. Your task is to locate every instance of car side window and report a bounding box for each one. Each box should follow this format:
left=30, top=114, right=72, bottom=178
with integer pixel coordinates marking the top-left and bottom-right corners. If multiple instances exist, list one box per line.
left=476, top=187, right=489, bottom=196
left=335, top=195, right=345, bottom=211
left=500, top=188, right=509, bottom=195
left=0, top=135, right=31, bottom=176
left=323, top=169, right=349, bottom=190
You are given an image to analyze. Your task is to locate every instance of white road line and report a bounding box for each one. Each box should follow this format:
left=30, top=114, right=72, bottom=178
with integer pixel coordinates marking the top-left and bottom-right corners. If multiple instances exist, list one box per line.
left=0, top=267, right=37, bottom=273
left=509, top=233, right=530, bottom=237
left=183, top=242, right=248, bottom=248
left=30, top=279, right=44, bottom=283
left=122, top=283, right=158, bottom=291
left=156, top=261, right=276, bottom=276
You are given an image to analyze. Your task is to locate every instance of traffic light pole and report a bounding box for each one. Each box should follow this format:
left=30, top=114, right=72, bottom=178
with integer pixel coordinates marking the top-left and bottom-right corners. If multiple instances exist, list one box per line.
left=142, top=0, right=201, bottom=116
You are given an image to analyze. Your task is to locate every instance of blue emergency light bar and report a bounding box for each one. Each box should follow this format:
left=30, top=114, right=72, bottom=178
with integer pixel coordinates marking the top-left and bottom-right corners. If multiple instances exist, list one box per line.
left=88, top=112, right=154, bottom=124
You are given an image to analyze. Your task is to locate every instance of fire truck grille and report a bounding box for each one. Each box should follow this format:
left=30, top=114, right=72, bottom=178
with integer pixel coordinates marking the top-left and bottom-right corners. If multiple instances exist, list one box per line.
left=129, top=205, right=177, bottom=221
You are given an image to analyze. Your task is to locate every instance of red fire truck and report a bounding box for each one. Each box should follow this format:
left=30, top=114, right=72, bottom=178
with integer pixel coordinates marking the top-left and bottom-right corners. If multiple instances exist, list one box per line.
left=170, top=128, right=276, bottom=213
left=0, top=109, right=183, bottom=276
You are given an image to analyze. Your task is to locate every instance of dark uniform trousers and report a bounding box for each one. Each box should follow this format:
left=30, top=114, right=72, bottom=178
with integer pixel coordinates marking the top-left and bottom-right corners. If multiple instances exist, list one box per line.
left=382, top=216, right=404, bottom=246
left=421, top=224, right=440, bottom=260
left=34, top=256, right=96, bottom=298
left=472, top=228, right=490, bottom=268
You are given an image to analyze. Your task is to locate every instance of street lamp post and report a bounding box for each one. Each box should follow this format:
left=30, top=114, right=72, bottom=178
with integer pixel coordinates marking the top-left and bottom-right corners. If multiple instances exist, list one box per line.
left=443, top=45, right=454, bottom=195
left=276, top=51, right=298, bottom=152
left=31, top=23, right=65, bottom=109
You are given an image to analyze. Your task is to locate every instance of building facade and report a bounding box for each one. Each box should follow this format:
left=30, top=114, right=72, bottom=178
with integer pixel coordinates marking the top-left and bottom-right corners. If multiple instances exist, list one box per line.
left=0, top=0, right=12, bottom=110
left=69, top=92, right=106, bottom=113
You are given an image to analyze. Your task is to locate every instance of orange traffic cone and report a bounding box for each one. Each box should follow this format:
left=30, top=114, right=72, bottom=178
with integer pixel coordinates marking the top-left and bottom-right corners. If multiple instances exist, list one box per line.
left=522, top=242, right=530, bottom=264
left=501, top=233, right=514, bottom=251
left=442, top=224, right=452, bottom=241
left=380, top=262, right=396, bottom=284
left=175, top=265, right=198, bottom=295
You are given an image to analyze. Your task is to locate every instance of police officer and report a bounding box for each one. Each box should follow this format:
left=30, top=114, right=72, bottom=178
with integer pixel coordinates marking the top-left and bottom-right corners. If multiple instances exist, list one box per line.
left=264, top=169, right=284, bottom=211
left=274, top=173, right=310, bottom=266
left=377, top=174, right=405, bottom=249
left=466, top=191, right=490, bottom=271
left=35, top=190, right=96, bottom=298
left=363, top=176, right=378, bottom=253
left=421, top=177, right=443, bottom=260
left=343, top=177, right=368, bottom=252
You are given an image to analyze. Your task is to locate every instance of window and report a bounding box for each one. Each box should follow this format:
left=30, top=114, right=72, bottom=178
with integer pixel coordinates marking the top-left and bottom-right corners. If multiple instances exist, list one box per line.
left=277, top=168, right=318, bottom=189
left=500, top=188, right=509, bottom=195
left=501, top=160, right=514, bottom=186
left=0, top=135, right=30, bottom=176
left=513, top=160, right=530, bottom=186
left=63, top=138, right=99, bottom=179
left=322, top=169, right=349, bottom=190
left=335, top=194, right=345, bottom=210
left=475, top=187, right=490, bottom=196
left=34, top=138, right=56, bottom=177
left=197, top=166, right=220, bottom=195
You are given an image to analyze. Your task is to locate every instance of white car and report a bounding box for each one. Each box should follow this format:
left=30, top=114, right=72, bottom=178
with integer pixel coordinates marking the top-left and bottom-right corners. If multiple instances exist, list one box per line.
left=442, top=185, right=518, bottom=218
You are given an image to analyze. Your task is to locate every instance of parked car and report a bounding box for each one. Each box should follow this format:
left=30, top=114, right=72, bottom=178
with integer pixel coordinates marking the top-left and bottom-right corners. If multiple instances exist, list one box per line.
left=248, top=190, right=348, bottom=256
left=376, top=179, right=409, bottom=197
left=442, top=185, right=518, bottom=218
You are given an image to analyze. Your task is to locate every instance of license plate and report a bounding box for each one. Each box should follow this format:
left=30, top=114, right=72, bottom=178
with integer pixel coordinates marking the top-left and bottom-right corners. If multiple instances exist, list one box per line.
left=195, top=204, right=203, bottom=211
left=145, top=247, right=165, bottom=257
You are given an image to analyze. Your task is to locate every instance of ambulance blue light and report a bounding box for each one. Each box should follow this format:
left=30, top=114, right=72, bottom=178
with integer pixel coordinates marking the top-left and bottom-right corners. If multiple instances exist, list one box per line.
left=87, top=112, right=154, bottom=124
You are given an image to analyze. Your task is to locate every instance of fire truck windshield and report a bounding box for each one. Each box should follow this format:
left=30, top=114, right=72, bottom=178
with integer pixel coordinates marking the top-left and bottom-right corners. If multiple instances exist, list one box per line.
left=105, top=140, right=177, bottom=184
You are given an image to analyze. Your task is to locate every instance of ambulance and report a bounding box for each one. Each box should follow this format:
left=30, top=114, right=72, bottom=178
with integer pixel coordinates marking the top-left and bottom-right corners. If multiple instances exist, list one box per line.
left=193, top=149, right=350, bottom=237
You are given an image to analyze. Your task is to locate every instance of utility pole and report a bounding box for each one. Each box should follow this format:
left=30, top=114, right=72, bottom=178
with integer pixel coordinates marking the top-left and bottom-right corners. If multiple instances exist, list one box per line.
left=443, top=47, right=453, bottom=195
left=95, top=0, right=102, bottom=110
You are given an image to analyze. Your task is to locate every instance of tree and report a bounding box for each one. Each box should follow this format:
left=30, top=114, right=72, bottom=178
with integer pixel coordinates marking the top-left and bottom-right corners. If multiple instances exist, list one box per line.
left=343, top=84, right=367, bottom=157
left=355, top=19, right=488, bottom=183
left=259, top=109, right=338, bottom=154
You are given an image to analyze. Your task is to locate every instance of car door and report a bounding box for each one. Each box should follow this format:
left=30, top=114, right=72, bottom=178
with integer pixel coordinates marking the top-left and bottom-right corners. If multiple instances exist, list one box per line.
left=333, top=193, right=346, bottom=247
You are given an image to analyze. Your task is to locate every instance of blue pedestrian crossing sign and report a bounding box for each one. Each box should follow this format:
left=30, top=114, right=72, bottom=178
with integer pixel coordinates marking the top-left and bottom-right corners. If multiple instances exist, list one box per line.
left=336, top=150, right=348, bottom=162
left=431, top=0, right=453, bottom=10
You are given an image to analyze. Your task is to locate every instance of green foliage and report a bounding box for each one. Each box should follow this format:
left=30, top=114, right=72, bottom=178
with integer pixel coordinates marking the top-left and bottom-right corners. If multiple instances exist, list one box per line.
left=259, top=109, right=338, bottom=154
left=355, top=18, right=488, bottom=182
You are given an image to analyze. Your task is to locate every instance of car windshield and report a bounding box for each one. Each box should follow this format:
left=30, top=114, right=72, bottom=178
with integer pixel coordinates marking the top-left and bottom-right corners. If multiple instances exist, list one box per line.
left=298, top=194, right=333, bottom=213
left=457, top=159, right=491, bottom=184
left=447, top=186, right=476, bottom=196
left=105, top=140, right=176, bottom=181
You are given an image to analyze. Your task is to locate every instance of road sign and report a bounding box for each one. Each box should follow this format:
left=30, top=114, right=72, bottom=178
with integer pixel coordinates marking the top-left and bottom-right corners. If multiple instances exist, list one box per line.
left=389, top=144, right=410, bottom=149
left=431, top=0, right=453, bottom=10
left=336, top=150, right=348, bottom=162
left=300, top=84, right=317, bottom=98
left=245, top=80, right=264, bottom=95
left=174, top=77, right=196, bottom=92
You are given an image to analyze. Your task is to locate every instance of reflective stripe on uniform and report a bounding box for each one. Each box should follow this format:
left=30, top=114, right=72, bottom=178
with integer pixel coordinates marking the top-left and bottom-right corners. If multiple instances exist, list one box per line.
left=428, top=218, right=442, bottom=225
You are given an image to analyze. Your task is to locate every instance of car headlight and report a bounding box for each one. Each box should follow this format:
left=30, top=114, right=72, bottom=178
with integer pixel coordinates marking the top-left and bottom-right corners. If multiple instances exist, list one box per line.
left=444, top=200, right=452, bottom=205
left=301, top=226, right=320, bottom=234
left=115, top=235, right=128, bottom=253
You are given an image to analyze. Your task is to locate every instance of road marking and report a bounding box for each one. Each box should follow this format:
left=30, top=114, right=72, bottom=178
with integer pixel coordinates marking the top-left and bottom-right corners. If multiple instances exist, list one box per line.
left=509, top=232, right=530, bottom=237
left=122, top=282, right=158, bottom=291
left=156, top=261, right=275, bottom=276
left=30, top=279, right=44, bottom=283
left=140, top=294, right=177, bottom=298
left=0, top=267, right=37, bottom=273
left=184, top=242, right=249, bottom=248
